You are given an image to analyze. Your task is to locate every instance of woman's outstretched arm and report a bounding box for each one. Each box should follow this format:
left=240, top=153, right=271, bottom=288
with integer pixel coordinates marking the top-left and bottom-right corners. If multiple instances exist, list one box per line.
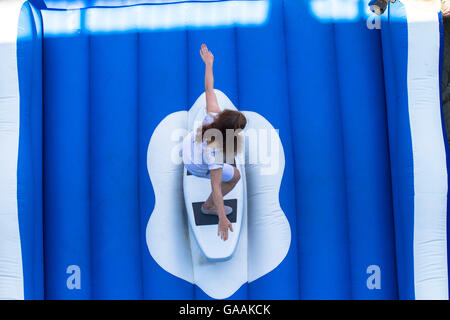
left=200, top=44, right=220, bottom=114
left=210, top=168, right=233, bottom=241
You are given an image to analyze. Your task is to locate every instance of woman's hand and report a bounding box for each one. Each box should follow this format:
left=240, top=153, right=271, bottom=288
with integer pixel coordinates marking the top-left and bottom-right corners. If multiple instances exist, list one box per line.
left=218, top=217, right=233, bottom=241
left=200, top=43, right=214, bottom=66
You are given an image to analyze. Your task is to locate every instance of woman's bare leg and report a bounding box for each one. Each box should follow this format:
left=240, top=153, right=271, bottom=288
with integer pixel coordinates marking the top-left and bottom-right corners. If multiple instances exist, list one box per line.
left=202, top=167, right=240, bottom=210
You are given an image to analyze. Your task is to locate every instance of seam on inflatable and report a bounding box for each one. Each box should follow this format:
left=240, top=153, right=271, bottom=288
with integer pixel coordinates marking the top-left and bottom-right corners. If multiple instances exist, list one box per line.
left=279, top=0, right=301, bottom=296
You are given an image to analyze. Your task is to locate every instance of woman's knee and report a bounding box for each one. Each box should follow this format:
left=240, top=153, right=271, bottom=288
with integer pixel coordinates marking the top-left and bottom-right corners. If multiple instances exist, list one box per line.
left=231, top=167, right=241, bottom=183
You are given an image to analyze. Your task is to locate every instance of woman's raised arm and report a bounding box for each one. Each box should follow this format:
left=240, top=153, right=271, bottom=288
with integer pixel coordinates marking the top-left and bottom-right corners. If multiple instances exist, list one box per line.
left=200, top=44, right=220, bottom=114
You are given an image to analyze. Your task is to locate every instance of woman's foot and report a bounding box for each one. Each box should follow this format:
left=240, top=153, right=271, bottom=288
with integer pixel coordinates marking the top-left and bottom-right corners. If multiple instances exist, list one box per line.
left=201, top=201, right=215, bottom=212
left=201, top=202, right=232, bottom=215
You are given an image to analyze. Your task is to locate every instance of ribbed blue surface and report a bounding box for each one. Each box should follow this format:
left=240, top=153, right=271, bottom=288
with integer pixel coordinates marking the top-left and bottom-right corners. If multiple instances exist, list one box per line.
left=236, top=0, right=300, bottom=299
left=38, top=0, right=395, bottom=300
left=380, top=1, right=414, bottom=300
left=334, top=11, right=398, bottom=299
left=138, top=29, right=195, bottom=300
left=284, top=0, right=351, bottom=299
left=90, top=32, right=143, bottom=299
left=42, top=14, right=92, bottom=299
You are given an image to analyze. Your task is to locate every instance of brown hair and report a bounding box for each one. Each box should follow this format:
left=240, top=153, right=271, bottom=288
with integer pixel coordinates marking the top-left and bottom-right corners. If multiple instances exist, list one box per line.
left=196, top=109, right=247, bottom=157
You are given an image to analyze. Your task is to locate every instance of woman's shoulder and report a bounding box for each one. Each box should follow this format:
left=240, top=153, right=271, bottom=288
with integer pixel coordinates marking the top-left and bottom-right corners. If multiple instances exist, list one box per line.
left=202, top=112, right=219, bottom=126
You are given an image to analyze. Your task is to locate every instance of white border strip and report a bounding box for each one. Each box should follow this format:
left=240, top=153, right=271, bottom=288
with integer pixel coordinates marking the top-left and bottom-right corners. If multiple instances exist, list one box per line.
left=0, top=0, right=26, bottom=300
left=404, top=0, right=449, bottom=300
left=42, top=0, right=269, bottom=35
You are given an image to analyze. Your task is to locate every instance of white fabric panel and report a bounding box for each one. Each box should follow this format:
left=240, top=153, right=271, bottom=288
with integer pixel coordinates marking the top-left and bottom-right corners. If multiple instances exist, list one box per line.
left=403, top=0, right=449, bottom=300
left=0, top=0, right=26, bottom=300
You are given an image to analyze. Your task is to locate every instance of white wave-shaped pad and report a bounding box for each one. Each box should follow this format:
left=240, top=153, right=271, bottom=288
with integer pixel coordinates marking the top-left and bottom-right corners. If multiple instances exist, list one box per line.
left=146, top=90, right=291, bottom=299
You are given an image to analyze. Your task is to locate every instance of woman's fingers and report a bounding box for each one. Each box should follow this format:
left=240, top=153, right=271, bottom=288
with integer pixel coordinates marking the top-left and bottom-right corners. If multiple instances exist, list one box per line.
left=200, top=44, right=214, bottom=65
left=218, top=230, right=226, bottom=241
left=217, top=221, right=234, bottom=241
left=200, top=44, right=211, bottom=57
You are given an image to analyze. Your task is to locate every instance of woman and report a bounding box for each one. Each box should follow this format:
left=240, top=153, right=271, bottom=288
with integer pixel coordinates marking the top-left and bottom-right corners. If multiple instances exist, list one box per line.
left=182, top=44, right=247, bottom=242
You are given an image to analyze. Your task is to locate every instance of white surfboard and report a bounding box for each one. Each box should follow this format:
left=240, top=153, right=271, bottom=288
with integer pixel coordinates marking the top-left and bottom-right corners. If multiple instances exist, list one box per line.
left=183, top=90, right=246, bottom=262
